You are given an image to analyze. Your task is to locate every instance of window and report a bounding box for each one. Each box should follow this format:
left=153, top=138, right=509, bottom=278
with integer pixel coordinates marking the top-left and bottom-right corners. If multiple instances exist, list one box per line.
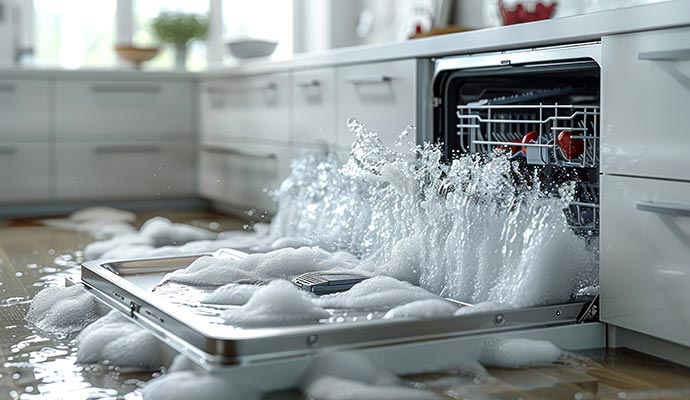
left=132, top=0, right=210, bottom=71
left=222, top=0, right=293, bottom=59
left=33, top=0, right=117, bottom=68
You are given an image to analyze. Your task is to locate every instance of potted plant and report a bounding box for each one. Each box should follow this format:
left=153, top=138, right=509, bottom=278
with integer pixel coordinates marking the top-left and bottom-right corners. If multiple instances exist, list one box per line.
left=152, top=12, right=208, bottom=70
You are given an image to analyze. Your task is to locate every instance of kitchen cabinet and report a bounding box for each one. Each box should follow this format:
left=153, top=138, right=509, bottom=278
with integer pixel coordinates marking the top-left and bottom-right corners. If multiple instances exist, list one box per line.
left=200, top=73, right=290, bottom=143
left=55, top=80, right=194, bottom=140
left=602, top=27, right=690, bottom=182
left=199, top=141, right=291, bottom=214
left=0, top=142, right=53, bottom=202
left=601, top=174, right=690, bottom=348
left=335, top=59, right=417, bottom=150
left=291, top=67, right=337, bottom=147
left=56, top=141, right=195, bottom=200
left=0, top=79, right=52, bottom=139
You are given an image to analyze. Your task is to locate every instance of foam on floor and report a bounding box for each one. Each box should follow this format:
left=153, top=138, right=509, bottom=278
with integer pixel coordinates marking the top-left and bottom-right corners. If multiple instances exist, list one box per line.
left=140, top=370, right=259, bottom=400
left=76, top=311, right=162, bottom=370
left=299, top=352, right=438, bottom=400
left=25, top=285, right=108, bottom=335
left=383, top=299, right=457, bottom=319
left=163, top=247, right=359, bottom=287
left=478, top=338, right=563, bottom=368
left=313, top=276, right=440, bottom=310
left=220, top=280, right=329, bottom=327
left=202, top=283, right=262, bottom=305
left=83, top=216, right=217, bottom=260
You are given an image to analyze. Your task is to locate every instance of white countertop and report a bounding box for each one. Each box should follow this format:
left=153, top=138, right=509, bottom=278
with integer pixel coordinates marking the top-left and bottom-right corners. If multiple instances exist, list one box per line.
left=1, top=0, right=689, bottom=82
left=202, top=0, right=690, bottom=79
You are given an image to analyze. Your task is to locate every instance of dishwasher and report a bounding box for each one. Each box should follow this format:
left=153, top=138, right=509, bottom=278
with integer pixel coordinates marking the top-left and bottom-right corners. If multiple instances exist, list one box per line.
left=80, top=43, right=608, bottom=391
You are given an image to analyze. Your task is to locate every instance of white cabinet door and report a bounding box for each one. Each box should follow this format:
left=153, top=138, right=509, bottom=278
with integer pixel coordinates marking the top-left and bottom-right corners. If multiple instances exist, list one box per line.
left=336, top=59, right=417, bottom=149
left=56, top=141, right=194, bottom=200
left=0, top=142, right=53, bottom=202
left=55, top=80, right=193, bottom=139
left=199, top=142, right=290, bottom=213
left=200, top=73, right=290, bottom=143
left=601, top=175, right=690, bottom=347
left=602, top=27, right=690, bottom=181
left=0, top=79, right=52, bottom=138
left=291, top=67, right=337, bottom=146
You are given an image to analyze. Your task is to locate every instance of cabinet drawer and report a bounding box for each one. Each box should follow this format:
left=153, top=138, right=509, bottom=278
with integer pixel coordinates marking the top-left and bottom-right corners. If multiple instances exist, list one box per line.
left=0, top=142, right=53, bottom=202
left=0, top=79, right=51, bottom=138
left=56, top=141, right=194, bottom=200
left=601, top=175, right=690, bottom=347
left=292, top=68, right=337, bottom=145
left=200, top=73, right=290, bottom=143
left=55, top=80, right=193, bottom=139
left=602, top=27, right=690, bottom=181
left=199, top=142, right=290, bottom=213
left=336, top=59, right=417, bottom=149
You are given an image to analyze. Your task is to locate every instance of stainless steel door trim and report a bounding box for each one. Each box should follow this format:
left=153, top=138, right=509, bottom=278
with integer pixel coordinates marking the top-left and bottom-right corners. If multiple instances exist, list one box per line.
left=91, top=83, right=162, bottom=94
left=82, top=254, right=594, bottom=366
left=344, top=75, right=394, bottom=84
left=433, top=42, right=602, bottom=80
left=637, top=201, right=690, bottom=217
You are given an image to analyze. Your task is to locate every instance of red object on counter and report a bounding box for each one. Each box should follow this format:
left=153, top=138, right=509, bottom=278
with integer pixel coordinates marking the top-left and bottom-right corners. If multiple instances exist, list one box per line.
left=556, top=130, right=585, bottom=159
left=499, top=1, right=557, bottom=25
left=521, top=130, right=540, bottom=154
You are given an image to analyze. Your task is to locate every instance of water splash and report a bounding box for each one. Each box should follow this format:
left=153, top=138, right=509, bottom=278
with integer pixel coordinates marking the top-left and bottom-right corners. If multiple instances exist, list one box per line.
left=269, top=118, right=597, bottom=307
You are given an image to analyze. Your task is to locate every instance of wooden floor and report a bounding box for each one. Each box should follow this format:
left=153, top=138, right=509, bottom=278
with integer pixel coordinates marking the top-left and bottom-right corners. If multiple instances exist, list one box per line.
left=1, top=211, right=690, bottom=399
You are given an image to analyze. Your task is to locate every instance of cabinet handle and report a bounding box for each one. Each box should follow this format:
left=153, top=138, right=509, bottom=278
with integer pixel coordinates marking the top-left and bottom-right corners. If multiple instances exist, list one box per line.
left=0, top=83, right=16, bottom=92
left=205, top=82, right=277, bottom=94
left=637, top=201, right=690, bottom=217
left=345, top=75, right=393, bottom=84
left=91, top=84, right=161, bottom=93
left=93, top=145, right=162, bottom=154
left=203, top=145, right=277, bottom=159
left=0, top=146, right=17, bottom=155
left=296, top=79, right=321, bottom=88
left=638, top=49, right=690, bottom=62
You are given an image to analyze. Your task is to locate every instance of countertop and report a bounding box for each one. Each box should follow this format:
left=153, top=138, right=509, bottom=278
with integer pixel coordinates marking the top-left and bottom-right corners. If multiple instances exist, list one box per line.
left=201, top=0, right=690, bottom=79
left=1, top=0, right=689, bottom=82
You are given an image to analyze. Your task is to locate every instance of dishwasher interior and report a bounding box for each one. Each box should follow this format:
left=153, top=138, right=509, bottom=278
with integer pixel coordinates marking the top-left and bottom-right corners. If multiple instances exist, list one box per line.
left=80, top=44, right=607, bottom=383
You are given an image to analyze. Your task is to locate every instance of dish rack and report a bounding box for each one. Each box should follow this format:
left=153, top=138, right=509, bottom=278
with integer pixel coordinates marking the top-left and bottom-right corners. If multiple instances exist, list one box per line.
left=456, top=103, right=600, bottom=169
left=453, top=103, right=600, bottom=235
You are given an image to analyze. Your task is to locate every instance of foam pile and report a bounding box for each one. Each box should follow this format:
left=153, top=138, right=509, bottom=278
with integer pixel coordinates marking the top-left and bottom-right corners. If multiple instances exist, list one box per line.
left=220, top=280, right=330, bottom=327
left=313, top=276, right=440, bottom=310
left=84, top=217, right=217, bottom=260
left=383, top=299, right=457, bottom=319
left=25, top=285, right=108, bottom=335
left=299, top=352, right=439, bottom=400
left=162, top=246, right=359, bottom=287
left=76, top=311, right=162, bottom=370
left=478, top=338, right=563, bottom=368
left=41, top=206, right=137, bottom=238
left=202, top=283, right=262, bottom=305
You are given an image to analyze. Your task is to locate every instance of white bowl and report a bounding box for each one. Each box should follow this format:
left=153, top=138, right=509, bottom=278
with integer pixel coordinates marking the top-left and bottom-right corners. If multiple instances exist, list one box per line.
left=226, top=39, right=278, bottom=59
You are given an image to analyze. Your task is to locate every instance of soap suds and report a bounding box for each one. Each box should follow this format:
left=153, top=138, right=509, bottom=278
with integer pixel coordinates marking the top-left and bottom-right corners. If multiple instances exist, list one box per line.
left=202, top=283, right=262, bottom=305
left=163, top=247, right=359, bottom=287
left=454, top=301, right=515, bottom=316
left=25, top=285, right=108, bottom=335
left=478, top=338, right=563, bottom=368
left=383, top=299, right=457, bottom=319
left=299, top=352, right=438, bottom=400
left=76, top=311, right=162, bottom=370
left=220, top=280, right=329, bottom=327
left=313, top=276, right=440, bottom=310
